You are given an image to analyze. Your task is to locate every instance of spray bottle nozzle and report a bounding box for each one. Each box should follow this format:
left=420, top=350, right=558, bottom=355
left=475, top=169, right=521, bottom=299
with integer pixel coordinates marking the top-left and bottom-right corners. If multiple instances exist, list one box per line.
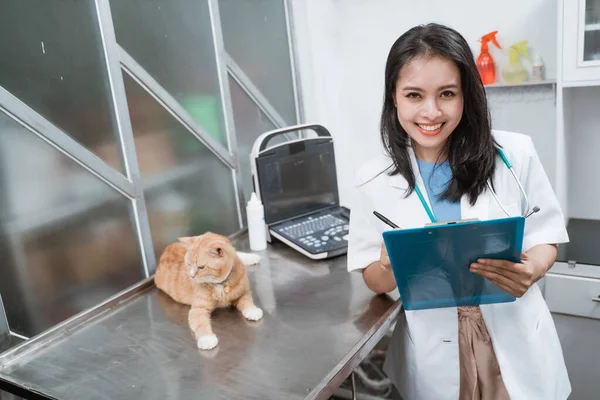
left=479, top=31, right=502, bottom=53
left=508, top=40, right=531, bottom=63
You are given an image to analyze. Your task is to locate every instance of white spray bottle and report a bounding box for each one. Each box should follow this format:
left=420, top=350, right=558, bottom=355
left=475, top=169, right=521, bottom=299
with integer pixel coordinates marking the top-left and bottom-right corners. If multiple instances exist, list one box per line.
left=246, top=192, right=267, bottom=251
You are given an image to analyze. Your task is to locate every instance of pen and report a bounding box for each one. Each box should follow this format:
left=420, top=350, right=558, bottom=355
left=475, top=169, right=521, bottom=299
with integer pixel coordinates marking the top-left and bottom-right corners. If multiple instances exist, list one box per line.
left=373, top=211, right=400, bottom=229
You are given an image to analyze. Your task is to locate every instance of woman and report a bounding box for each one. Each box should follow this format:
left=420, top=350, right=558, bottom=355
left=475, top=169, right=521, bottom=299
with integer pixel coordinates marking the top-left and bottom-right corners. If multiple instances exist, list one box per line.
left=347, top=23, right=570, bottom=400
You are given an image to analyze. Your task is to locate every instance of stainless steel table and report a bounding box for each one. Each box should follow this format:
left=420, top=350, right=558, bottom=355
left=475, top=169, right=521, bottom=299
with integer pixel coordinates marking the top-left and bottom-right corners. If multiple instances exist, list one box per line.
left=0, top=234, right=400, bottom=400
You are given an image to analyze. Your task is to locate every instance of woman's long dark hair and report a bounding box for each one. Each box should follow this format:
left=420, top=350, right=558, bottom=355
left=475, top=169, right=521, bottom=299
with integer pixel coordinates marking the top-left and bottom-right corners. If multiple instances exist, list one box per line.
left=380, top=23, right=497, bottom=205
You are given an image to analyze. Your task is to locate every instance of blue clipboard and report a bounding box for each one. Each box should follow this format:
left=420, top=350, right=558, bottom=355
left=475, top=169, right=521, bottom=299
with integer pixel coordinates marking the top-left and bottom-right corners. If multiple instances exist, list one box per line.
left=382, top=216, right=525, bottom=311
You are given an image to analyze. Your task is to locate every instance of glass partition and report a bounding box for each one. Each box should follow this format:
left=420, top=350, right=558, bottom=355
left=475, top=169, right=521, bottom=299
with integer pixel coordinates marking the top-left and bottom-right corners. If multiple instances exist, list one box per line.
left=220, top=0, right=297, bottom=125
left=110, top=0, right=227, bottom=145
left=0, top=0, right=124, bottom=172
left=0, top=110, right=143, bottom=336
left=123, top=73, right=240, bottom=258
left=229, top=77, right=278, bottom=202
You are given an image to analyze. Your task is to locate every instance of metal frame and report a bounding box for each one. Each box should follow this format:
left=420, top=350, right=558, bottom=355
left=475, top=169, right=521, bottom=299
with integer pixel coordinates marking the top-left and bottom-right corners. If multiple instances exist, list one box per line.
left=5, top=332, right=27, bottom=342
left=306, top=303, right=401, bottom=400
left=118, top=47, right=236, bottom=171
left=0, top=0, right=303, bottom=362
left=225, top=54, right=290, bottom=129
left=0, top=89, right=135, bottom=199
left=0, top=278, right=154, bottom=366
left=225, top=56, right=298, bottom=145
left=208, top=0, right=245, bottom=228
left=95, top=0, right=156, bottom=276
left=3, top=234, right=33, bottom=346
left=0, top=376, right=54, bottom=400
left=0, top=295, right=9, bottom=340
left=284, top=0, right=305, bottom=125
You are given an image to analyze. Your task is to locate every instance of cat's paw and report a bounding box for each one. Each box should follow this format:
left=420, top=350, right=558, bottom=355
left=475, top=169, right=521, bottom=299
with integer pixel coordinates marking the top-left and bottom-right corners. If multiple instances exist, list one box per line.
left=237, top=251, right=261, bottom=266
left=197, top=334, right=218, bottom=350
left=242, top=306, right=263, bottom=321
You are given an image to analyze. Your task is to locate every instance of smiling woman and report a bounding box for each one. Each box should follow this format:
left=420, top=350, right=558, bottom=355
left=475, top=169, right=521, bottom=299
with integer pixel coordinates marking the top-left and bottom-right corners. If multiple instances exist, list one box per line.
left=380, top=23, right=497, bottom=206
left=347, top=23, right=571, bottom=400
left=394, top=56, right=464, bottom=162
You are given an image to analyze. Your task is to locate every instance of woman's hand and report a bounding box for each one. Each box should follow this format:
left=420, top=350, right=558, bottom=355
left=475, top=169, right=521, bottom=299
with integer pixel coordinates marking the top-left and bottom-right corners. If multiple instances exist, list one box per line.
left=362, top=243, right=397, bottom=294
left=379, top=243, right=391, bottom=271
left=470, top=244, right=558, bottom=298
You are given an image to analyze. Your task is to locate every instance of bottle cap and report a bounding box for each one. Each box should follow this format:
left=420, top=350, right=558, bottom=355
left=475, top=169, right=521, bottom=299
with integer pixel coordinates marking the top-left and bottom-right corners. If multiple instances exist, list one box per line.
left=247, top=192, right=262, bottom=208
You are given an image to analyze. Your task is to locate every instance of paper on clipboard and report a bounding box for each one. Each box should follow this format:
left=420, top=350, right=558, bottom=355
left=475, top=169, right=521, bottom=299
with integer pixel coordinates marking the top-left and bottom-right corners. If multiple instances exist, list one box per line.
left=382, top=216, right=525, bottom=311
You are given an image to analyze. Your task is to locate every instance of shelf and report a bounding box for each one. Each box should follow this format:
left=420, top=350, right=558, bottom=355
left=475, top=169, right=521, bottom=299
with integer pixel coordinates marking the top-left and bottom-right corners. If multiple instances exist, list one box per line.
left=585, top=23, right=600, bottom=32
left=561, top=79, right=600, bottom=88
left=484, top=79, right=556, bottom=88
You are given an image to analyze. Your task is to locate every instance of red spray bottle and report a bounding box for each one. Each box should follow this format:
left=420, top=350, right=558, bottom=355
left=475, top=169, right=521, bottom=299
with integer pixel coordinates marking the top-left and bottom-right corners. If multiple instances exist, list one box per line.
left=477, top=31, right=501, bottom=85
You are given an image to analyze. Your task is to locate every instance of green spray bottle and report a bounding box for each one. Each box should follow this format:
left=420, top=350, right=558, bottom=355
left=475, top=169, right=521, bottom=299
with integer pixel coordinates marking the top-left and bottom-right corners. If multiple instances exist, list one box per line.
left=501, top=40, right=531, bottom=84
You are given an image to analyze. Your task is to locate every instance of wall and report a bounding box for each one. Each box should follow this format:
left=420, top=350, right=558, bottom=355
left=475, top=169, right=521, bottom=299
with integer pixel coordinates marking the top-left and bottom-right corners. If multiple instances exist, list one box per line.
left=292, top=0, right=558, bottom=206
left=487, top=85, right=557, bottom=186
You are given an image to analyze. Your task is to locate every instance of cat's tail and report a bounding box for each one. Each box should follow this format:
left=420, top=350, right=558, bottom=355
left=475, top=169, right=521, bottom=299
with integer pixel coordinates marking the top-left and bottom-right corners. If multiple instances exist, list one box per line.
left=237, top=251, right=261, bottom=266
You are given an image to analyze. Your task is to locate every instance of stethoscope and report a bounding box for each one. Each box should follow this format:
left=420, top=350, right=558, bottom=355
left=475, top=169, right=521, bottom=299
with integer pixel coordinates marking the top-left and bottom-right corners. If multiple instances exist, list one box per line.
left=413, top=148, right=540, bottom=223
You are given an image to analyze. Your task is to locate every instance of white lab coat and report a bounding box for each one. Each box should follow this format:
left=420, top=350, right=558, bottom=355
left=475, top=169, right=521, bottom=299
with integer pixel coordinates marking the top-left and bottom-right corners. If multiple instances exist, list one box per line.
left=347, top=130, right=570, bottom=400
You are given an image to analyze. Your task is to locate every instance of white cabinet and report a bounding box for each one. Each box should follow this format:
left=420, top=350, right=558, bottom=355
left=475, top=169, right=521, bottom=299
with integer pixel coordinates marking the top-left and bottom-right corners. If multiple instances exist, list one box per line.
left=561, top=0, right=600, bottom=83
left=555, top=0, right=600, bottom=317
left=545, top=273, right=600, bottom=319
left=554, top=84, right=600, bottom=295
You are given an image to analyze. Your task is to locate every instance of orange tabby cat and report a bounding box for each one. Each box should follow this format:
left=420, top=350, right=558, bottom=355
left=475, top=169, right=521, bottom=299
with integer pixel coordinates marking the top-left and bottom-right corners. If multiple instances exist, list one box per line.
left=154, top=232, right=263, bottom=350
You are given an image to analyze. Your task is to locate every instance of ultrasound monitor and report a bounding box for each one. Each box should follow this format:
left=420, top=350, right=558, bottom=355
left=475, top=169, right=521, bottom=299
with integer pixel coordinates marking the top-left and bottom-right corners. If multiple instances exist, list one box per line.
left=251, top=124, right=350, bottom=260
left=257, top=139, right=339, bottom=225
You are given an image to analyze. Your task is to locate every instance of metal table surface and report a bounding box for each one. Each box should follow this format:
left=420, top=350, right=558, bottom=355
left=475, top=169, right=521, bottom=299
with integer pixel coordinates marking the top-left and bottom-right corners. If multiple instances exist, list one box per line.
left=0, top=234, right=400, bottom=400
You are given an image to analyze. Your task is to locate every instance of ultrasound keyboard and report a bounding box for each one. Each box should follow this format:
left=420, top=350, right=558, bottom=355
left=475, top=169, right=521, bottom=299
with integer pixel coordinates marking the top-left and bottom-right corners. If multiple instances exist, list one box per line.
left=271, top=210, right=349, bottom=254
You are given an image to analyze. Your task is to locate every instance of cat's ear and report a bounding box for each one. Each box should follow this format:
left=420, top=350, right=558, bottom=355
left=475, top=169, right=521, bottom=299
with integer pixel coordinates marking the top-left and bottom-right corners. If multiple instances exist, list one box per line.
left=178, top=236, right=195, bottom=246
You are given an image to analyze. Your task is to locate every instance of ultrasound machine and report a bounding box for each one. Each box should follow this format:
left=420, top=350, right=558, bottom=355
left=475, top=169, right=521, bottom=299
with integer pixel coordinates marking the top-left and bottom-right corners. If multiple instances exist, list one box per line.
left=250, top=124, right=350, bottom=260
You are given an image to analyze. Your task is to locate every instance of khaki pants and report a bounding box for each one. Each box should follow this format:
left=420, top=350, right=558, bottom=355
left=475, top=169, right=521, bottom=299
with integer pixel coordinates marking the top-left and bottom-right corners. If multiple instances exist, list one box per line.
left=458, top=306, right=510, bottom=400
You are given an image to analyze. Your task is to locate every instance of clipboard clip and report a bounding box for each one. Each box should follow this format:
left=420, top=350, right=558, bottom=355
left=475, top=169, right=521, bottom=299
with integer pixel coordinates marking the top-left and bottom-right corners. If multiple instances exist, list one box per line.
left=373, top=211, right=479, bottom=230
left=425, top=218, right=479, bottom=227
